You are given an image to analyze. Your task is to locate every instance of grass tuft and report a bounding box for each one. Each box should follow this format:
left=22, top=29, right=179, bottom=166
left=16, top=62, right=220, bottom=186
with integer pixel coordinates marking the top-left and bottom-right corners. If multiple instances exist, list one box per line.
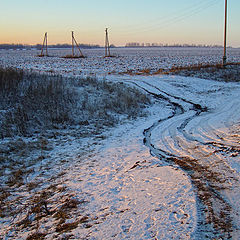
left=56, top=221, right=79, bottom=233
left=26, top=232, right=46, bottom=240
left=0, top=67, right=151, bottom=138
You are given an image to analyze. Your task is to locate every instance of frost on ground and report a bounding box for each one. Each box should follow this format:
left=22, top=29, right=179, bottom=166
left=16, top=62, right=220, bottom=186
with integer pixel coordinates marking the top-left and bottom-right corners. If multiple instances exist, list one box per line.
left=0, top=95, right=197, bottom=240
left=111, top=75, right=240, bottom=239
left=0, top=47, right=239, bottom=76
left=0, top=67, right=151, bottom=239
left=0, top=48, right=240, bottom=239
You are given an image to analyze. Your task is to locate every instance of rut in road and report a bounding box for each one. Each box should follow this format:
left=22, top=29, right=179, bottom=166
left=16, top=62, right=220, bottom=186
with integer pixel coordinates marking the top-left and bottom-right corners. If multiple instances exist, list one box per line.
left=128, top=79, right=239, bottom=239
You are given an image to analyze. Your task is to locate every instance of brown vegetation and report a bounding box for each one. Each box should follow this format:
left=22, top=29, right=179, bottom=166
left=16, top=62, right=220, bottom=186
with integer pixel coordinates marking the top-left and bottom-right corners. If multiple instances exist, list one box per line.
left=0, top=67, right=151, bottom=138
left=118, top=62, right=240, bottom=82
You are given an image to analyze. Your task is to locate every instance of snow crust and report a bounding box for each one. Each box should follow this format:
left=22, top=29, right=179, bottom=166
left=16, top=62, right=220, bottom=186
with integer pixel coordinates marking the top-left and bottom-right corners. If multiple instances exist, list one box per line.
left=1, top=47, right=240, bottom=76
left=0, top=48, right=240, bottom=239
left=107, top=74, right=240, bottom=238
left=64, top=105, right=197, bottom=239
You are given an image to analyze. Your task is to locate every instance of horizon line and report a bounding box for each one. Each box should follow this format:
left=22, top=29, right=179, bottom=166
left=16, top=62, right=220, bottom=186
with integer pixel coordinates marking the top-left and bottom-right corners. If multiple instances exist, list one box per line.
left=0, top=43, right=238, bottom=48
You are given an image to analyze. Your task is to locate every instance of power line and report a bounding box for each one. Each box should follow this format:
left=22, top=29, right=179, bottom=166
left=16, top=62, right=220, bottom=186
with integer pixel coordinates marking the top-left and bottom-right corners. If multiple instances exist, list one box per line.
left=116, top=0, right=217, bottom=32
left=114, top=0, right=220, bottom=36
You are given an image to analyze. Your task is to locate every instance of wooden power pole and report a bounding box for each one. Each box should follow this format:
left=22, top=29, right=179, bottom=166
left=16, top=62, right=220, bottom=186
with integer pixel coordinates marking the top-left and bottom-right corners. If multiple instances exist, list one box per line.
left=72, top=31, right=75, bottom=57
left=105, top=28, right=111, bottom=57
left=223, top=0, right=227, bottom=66
left=39, top=32, right=48, bottom=57
left=69, top=31, right=84, bottom=58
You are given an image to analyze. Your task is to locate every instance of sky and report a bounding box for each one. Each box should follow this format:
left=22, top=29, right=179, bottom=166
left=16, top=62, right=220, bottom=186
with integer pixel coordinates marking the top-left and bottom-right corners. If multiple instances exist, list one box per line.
left=0, top=0, right=239, bottom=47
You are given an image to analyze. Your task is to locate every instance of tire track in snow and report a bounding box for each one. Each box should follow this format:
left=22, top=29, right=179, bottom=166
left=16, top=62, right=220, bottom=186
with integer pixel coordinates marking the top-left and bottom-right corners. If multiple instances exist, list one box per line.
left=125, top=78, right=239, bottom=239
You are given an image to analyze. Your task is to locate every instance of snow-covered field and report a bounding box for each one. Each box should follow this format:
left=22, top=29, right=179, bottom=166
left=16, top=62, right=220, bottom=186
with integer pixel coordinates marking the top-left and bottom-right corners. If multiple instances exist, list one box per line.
left=0, top=48, right=240, bottom=239
left=1, top=47, right=240, bottom=76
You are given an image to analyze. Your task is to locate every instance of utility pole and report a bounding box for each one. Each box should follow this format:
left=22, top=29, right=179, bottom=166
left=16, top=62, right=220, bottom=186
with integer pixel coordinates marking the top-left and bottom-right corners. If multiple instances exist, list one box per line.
left=45, top=32, right=48, bottom=56
left=105, top=28, right=111, bottom=57
left=70, top=31, right=84, bottom=58
left=72, top=31, right=75, bottom=57
left=39, top=32, right=48, bottom=57
left=223, top=0, right=227, bottom=66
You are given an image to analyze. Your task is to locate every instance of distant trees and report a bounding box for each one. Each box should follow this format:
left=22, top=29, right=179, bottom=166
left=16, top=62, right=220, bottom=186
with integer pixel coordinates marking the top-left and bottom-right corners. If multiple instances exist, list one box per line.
left=125, top=43, right=223, bottom=48
left=0, top=43, right=101, bottom=50
left=0, top=44, right=32, bottom=50
left=125, top=42, right=141, bottom=47
left=0, top=43, right=225, bottom=50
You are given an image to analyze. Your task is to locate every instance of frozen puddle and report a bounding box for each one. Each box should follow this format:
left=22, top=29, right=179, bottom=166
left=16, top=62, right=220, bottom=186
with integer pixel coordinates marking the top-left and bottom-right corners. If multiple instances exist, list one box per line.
left=65, top=109, right=197, bottom=239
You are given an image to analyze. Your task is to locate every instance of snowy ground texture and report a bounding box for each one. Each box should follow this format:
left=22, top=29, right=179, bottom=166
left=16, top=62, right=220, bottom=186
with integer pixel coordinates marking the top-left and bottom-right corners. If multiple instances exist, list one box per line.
left=1, top=47, right=240, bottom=76
left=0, top=48, right=240, bottom=239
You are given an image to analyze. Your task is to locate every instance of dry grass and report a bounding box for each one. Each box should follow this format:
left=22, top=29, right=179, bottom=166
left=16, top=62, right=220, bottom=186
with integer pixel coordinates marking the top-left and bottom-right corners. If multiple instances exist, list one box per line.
left=168, top=155, right=235, bottom=237
left=119, top=62, right=240, bottom=82
left=5, top=188, right=89, bottom=238
left=158, top=62, right=240, bottom=82
left=0, top=188, right=11, bottom=218
left=168, top=62, right=240, bottom=72
left=26, top=232, right=47, bottom=240
left=6, top=169, right=25, bottom=187
left=0, top=67, right=151, bottom=238
left=0, top=67, right=151, bottom=138
left=56, top=221, right=79, bottom=233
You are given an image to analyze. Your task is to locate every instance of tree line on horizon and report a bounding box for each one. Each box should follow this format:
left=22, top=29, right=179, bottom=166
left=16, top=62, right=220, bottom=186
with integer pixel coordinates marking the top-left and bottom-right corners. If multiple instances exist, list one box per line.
left=0, top=43, right=233, bottom=50
left=0, top=43, right=101, bottom=50
left=125, top=42, right=224, bottom=48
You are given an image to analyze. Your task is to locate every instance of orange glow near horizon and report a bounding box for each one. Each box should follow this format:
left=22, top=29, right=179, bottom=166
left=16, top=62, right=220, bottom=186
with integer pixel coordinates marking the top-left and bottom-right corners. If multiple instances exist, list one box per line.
left=0, top=0, right=240, bottom=47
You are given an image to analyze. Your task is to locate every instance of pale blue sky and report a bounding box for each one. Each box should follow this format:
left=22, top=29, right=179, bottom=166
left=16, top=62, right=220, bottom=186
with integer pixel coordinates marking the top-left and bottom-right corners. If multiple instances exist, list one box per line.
left=0, top=0, right=239, bottom=47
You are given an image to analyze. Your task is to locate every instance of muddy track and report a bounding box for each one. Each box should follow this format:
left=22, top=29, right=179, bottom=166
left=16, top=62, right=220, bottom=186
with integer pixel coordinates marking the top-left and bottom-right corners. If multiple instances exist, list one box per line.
left=127, top=80, right=239, bottom=239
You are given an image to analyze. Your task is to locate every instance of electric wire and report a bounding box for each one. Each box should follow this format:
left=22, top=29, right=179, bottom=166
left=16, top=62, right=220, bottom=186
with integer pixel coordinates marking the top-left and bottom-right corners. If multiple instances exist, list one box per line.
left=113, top=0, right=221, bottom=36
left=115, top=0, right=216, bottom=32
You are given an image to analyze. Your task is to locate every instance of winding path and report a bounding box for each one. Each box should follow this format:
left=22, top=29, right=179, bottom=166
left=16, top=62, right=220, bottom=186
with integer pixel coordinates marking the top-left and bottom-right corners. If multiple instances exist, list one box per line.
left=112, top=75, right=240, bottom=239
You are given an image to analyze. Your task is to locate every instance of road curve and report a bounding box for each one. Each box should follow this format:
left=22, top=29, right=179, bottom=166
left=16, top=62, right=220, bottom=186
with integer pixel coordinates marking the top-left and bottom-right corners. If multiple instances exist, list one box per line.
left=116, top=75, right=240, bottom=239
